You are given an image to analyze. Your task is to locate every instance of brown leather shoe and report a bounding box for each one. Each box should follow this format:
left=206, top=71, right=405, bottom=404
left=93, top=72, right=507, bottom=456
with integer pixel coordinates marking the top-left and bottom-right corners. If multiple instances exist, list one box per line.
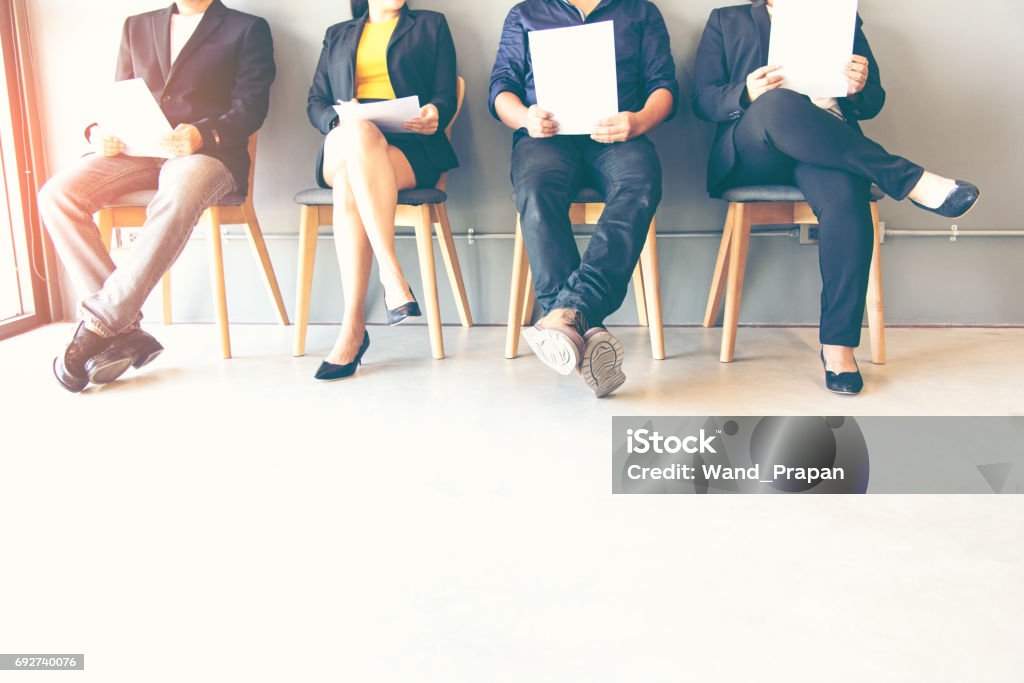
left=53, top=322, right=132, bottom=393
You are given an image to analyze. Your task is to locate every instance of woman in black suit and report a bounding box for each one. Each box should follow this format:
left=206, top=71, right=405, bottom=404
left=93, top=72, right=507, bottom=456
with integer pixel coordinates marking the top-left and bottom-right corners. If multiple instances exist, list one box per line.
left=693, top=0, right=979, bottom=395
left=307, top=0, right=458, bottom=380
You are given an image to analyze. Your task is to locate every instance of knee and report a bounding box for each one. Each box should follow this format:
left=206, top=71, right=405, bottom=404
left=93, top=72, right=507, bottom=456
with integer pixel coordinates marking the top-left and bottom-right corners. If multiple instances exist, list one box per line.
left=514, top=167, right=572, bottom=210
left=746, top=88, right=807, bottom=127
left=329, top=120, right=385, bottom=158
left=37, top=173, right=74, bottom=217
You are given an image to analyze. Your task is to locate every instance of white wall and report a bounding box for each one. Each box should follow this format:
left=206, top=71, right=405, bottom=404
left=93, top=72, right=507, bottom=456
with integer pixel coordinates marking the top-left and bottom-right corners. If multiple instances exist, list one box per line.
left=27, top=0, right=1024, bottom=328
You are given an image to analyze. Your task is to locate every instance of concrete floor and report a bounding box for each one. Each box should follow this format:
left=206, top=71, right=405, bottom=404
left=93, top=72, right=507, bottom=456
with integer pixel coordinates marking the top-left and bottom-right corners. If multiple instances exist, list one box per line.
left=1, top=323, right=1023, bottom=682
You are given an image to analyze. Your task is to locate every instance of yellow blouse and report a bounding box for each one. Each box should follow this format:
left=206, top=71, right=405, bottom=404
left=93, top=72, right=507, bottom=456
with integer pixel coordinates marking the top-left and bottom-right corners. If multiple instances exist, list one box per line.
left=354, top=18, right=398, bottom=100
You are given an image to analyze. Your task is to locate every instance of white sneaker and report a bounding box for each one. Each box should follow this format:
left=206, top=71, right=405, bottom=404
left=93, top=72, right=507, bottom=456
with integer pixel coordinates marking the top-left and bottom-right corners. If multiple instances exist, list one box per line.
left=522, top=324, right=585, bottom=376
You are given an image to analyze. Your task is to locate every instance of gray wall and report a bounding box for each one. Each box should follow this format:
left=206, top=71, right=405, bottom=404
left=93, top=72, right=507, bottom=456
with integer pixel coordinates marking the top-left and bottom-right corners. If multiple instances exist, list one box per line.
left=28, top=0, right=1024, bottom=328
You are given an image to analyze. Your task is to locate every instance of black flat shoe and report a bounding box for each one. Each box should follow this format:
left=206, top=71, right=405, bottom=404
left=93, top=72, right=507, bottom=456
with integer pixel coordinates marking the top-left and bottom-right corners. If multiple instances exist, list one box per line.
left=386, top=287, right=421, bottom=326
left=910, top=180, right=980, bottom=219
left=821, top=349, right=863, bottom=396
left=315, top=331, right=370, bottom=381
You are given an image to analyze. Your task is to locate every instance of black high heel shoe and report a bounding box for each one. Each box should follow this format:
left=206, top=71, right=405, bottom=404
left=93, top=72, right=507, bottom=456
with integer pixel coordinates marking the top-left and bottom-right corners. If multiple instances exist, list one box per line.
left=821, top=349, right=863, bottom=396
left=386, top=286, right=421, bottom=326
left=315, top=331, right=370, bottom=381
left=910, top=180, right=980, bottom=219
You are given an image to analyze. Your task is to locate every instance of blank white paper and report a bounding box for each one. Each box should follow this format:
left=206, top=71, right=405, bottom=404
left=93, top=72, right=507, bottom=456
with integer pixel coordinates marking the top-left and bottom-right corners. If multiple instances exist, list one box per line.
left=99, top=78, right=174, bottom=159
left=767, top=0, right=859, bottom=98
left=528, top=21, right=619, bottom=136
left=335, top=96, right=422, bottom=134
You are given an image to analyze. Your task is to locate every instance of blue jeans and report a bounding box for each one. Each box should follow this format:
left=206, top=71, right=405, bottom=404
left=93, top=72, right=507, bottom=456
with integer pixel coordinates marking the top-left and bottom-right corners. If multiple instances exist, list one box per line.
left=38, top=153, right=236, bottom=336
left=511, top=134, right=662, bottom=326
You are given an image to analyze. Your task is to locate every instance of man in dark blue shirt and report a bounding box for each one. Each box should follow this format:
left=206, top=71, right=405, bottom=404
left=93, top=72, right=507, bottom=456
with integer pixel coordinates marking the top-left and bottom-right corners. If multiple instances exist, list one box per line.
left=490, top=0, right=677, bottom=398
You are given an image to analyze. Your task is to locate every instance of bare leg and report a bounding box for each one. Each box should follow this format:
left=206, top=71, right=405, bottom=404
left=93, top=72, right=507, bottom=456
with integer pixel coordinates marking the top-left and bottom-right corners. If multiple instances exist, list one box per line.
left=322, top=133, right=373, bottom=366
left=332, top=120, right=417, bottom=309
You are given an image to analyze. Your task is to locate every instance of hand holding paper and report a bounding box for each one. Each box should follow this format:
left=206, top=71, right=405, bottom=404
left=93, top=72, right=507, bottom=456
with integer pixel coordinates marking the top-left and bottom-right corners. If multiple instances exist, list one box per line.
left=98, top=78, right=175, bottom=158
left=403, top=103, right=439, bottom=135
left=528, top=21, right=619, bottom=136
left=159, top=124, right=204, bottom=157
left=90, top=127, right=125, bottom=158
left=333, top=96, right=422, bottom=134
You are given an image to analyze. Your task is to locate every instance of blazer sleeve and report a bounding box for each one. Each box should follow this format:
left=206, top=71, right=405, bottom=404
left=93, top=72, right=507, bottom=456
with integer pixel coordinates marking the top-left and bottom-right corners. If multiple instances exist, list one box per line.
left=692, top=9, right=748, bottom=124
left=640, top=2, right=679, bottom=119
left=307, top=29, right=338, bottom=134
left=843, top=16, right=885, bottom=121
left=429, top=15, right=458, bottom=131
left=191, top=16, right=276, bottom=150
left=488, top=6, right=528, bottom=119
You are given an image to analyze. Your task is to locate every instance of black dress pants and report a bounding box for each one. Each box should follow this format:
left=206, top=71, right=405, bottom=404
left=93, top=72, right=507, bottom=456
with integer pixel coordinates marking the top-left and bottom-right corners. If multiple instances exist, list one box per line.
left=725, top=88, right=925, bottom=347
left=511, top=134, right=662, bottom=327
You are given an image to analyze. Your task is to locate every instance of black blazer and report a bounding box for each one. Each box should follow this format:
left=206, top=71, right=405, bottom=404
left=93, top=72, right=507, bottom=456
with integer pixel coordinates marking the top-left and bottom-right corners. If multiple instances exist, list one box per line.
left=693, top=0, right=885, bottom=195
left=307, top=6, right=459, bottom=173
left=111, top=0, right=275, bottom=194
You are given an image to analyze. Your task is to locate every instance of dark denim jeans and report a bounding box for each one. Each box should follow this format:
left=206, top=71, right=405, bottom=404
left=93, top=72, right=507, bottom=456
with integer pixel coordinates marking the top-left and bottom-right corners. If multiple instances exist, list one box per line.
left=511, top=134, right=662, bottom=327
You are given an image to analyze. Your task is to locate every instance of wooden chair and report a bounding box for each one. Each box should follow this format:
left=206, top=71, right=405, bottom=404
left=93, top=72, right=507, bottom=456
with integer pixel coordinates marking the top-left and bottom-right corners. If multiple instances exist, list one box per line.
left=703, top=184, right=886, bottom=364
left=292, top=77, right=471, bottom=361
left=505, top=189, right=665, bottom=360
left=94, top=134, right=289, bottom=359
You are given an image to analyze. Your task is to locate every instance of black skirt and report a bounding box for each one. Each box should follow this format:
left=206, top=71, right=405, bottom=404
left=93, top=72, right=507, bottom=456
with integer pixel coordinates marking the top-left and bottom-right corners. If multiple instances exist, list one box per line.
left=315, top=131, right=443, bottom=191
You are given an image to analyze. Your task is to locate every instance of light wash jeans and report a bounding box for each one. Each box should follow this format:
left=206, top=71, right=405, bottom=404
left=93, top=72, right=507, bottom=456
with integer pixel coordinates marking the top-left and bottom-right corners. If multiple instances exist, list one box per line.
left=38, top=153, right=236, bottom=337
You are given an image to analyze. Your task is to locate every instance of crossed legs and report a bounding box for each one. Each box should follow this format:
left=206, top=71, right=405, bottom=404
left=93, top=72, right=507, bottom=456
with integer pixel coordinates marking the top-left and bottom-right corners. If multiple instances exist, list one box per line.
left=321, top=120, right=417, bottom=365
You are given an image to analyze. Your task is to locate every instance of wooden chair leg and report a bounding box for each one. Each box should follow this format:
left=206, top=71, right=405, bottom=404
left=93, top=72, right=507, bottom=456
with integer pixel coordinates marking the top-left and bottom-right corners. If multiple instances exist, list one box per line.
left=521, top=266, right=535, bottom=327
left=505, top=215, right=530, bottom=359
left=632, top=261, right=649, bottom=327
left=432, top=203, right=473, bottom=328
left=241, top=204, right=290, bottom=326
left=161, top=271, right=172, bottom=324
left=704, top=203, right=735, bottom=328
left=414, top=205, right=444, bottom=360
left=866, top=202, right=887, bottom=365
left=96, top=210, right=114, bottom=251
left=720, top=203, right=750, bottom=363
left=293, top=205, right=319, bottom=357
left=202, top=206, right=231, bottom=359
left=639, top=218, right=665, bottom=360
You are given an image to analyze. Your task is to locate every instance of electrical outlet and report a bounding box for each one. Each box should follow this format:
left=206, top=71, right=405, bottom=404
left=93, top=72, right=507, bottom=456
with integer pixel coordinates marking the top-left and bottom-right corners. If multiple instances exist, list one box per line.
left=799, top=224, right=819, bottom=245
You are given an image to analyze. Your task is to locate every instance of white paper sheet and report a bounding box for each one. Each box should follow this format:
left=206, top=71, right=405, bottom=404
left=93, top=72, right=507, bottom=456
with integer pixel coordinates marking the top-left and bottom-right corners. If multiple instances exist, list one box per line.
left=528, top=21, right=619, bottom=136
left=99, top=78, right=174, bottom=158
left=334, top=96, right=422, bottom=134
left=767, top=0, right=859, bottom=98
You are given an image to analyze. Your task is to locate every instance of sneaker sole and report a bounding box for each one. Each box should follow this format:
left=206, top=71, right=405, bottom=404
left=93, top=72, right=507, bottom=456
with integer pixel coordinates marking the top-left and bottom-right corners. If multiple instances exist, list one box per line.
left=580, top=331, right=626, bottom=398
left=87, top=357, right=133, bottom=385
left=522, top=327, right=581, bottom=376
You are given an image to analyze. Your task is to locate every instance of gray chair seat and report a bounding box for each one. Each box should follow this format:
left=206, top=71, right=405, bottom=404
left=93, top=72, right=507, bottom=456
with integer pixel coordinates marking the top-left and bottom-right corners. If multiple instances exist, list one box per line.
left=293, top=187, right=448, bottom=207
left=105, top=189, right=246, bottom=208
left=721, top=184, right=885, bottom=203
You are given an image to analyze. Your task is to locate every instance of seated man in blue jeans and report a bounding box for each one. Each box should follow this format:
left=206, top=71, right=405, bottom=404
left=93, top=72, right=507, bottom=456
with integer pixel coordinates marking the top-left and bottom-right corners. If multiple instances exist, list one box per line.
left=490, top=0, right=677, bottom=398
left=37, top=0, right=274, bottom=392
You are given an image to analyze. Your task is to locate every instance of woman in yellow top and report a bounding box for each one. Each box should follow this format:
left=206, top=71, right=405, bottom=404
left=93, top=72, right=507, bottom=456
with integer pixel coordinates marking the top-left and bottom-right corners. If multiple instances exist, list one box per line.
left=307, top=0, right=459, bottom=380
